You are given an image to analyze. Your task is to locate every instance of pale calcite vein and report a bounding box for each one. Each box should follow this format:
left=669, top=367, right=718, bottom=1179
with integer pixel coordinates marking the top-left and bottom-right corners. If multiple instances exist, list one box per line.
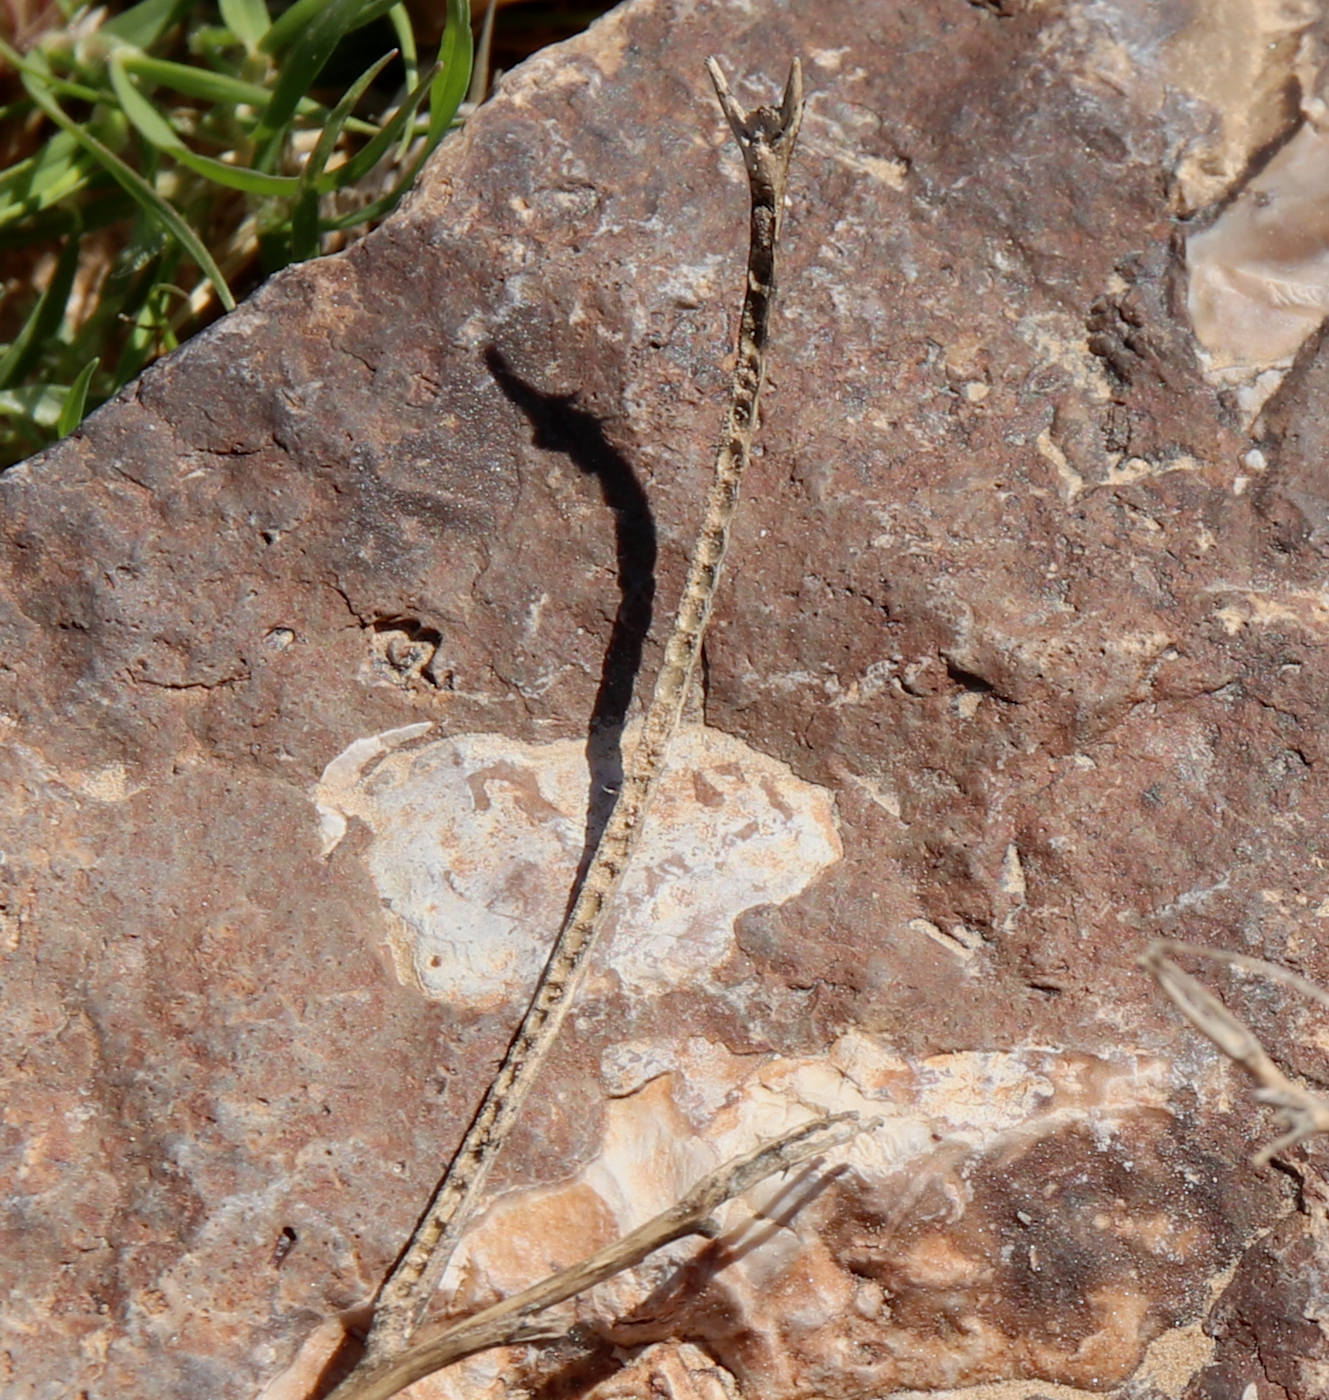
left=313, top=722, right=842, bottom=1009
left=297, top=722, right=1210, bottom=1400
left=415, top=1034, right=1177, bottom=1400
left=1188, top=118, right=1329, bottom=387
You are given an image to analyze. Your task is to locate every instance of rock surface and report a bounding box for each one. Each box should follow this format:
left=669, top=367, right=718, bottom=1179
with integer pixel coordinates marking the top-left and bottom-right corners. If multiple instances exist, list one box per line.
left=4, top=0, right=1329, bottom=1397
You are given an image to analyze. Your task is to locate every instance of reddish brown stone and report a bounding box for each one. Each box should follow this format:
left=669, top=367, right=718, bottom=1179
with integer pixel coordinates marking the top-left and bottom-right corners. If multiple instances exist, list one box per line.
left=4, top=0, right=1329, bottom=1396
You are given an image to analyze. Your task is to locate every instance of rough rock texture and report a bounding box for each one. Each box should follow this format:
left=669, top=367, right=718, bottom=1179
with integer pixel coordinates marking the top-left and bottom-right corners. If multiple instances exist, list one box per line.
left=312, top=722, right=841, bottom=1007
left=5, top=0, right=1329, bottom=1397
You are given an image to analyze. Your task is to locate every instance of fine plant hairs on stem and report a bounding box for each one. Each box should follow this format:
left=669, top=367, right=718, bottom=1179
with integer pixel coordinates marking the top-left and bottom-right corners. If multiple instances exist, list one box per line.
left=322, top=57, right=817, bottom=1400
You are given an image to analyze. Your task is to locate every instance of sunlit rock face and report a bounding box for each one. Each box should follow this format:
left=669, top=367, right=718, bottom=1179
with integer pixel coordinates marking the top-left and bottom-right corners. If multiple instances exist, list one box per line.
left=314, top=722, right=842, bottom=1009
left=1187, top=118, right=1329, bottom=407
left=1168, top=2, right=1329, bottom=414
left=386, top=1037, right=1222, bottom=1400
left=7, top=0, right=1329, bottom=1396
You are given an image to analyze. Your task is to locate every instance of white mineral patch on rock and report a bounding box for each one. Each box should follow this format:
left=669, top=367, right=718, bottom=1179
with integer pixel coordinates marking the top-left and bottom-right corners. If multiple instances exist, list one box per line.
left=431, top=1033, right=1176, bottom=1398
left=1187, top=116, right=1329, bottom=410
left=312, top=723, right=842, bottom=1007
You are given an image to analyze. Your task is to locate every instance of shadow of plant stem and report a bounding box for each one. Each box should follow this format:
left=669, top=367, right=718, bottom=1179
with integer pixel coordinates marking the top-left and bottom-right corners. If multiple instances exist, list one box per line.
left=484, top=344, right=657, bottom=900
left=323, top=57, right=810, bottom=1400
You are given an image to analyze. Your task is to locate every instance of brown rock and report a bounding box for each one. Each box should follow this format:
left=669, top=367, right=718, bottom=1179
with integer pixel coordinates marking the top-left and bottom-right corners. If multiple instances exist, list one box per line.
left=1184, top=1175, right=1329, bottom=1400
left=3, top=0, right=1328, bottom=1397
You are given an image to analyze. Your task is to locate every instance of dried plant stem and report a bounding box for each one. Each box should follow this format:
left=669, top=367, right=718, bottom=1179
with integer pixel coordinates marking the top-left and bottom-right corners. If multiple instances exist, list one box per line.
left=1142, top=939, right=1329, bottom=1164
left=333, top=1114, right=866, bottom=1400
left=347, top=56, right=807, bottom=1377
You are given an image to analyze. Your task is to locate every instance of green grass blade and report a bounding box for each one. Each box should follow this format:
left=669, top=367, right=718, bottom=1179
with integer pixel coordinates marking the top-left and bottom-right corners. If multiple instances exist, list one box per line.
left=117, top=276, right=185, bottom=383
left=121, top=52, right=275, bottom=106
left=306, top=49, right=398, bottom=181
left=172, top=147, right=301, bottom=196
left=318, top=12, right=470, bottom=234
left=108, top=51, right=184, bottom=150
left=0, top=233, right=79, bottom=389
left=22, top=71, right=106, bottom=104
left=110, top=253, right=183, bottom=385
left=426, top=0, right=474, bottom=146
left=387, top=3, right=419, bottom=68
left=0, top=34, right=106, bottom=105
left=109, top=58, right=302, bottom=196
left=288, top=187, right=320, bottom=264
left=20, top=71, right=237, bottom=313
left=317, top=56, right=438, bottom=193
left=251, top=0, right=368, bottom=168
left=387, top=3, right=420, bottom=158
left=290, top=47, right=397, bottom=258
left=0, top=131, right=97, bottom=228
left=103, top=0, right=193, bottom=49
left=57, top=358, right=100, bottom=437
left=259, top=0, right=339, bottom=56
left=261, top=0, right=398, bottom=56
left=388, top=3, right=419, bottom=76
left=218, top=0, right=271, bottom=50
left=118, top=53, right=379, bottom=136
left=318, top=0, right=469, bottom=215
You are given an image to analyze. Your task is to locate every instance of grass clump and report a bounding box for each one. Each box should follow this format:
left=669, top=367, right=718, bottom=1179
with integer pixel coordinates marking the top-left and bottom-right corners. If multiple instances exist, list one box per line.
left=0, top=0, right=474, bottom=468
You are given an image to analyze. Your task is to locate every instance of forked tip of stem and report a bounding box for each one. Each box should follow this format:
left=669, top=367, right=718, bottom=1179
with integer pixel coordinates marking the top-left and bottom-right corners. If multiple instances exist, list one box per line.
left=705, top=54, right=805, bottom=148
left=706, top=54, right=743, bottom=139
left=780, top=57, right=803, bottom=124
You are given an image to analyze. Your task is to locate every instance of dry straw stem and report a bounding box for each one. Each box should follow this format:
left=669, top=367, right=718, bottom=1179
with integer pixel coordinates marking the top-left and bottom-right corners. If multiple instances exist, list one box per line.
left=325, top=55, right=814, bottom=1400
left=1142, top=938, right=1329, bottom=1164
left=332, top=1113, right=871, bottom=1400
left=362, top=55, right=806, bottom=1358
